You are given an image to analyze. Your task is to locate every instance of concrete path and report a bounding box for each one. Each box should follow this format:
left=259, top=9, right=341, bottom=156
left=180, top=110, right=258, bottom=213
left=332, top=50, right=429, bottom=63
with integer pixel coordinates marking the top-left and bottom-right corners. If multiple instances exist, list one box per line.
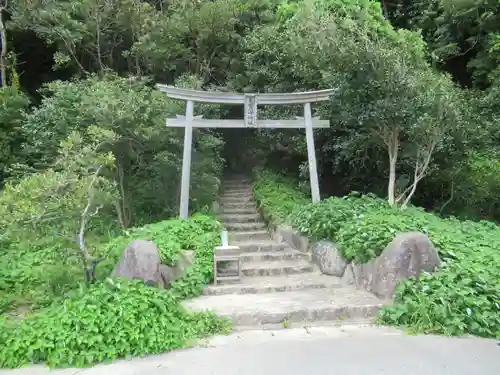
left=1, top=325, right=499, bottom=375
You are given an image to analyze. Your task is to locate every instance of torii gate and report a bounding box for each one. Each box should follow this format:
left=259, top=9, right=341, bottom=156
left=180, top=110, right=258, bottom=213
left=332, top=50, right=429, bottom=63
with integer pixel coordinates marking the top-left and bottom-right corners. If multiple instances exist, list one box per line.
left=156, top=85, right=335, bottom=219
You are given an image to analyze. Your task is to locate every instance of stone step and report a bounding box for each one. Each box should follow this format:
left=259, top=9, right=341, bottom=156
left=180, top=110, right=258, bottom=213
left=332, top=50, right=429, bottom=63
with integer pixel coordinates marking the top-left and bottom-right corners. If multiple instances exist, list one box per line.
left=225, top=222, right=267, bottom=231
left=221, top=194, right=254, bottom=201
left=230, top=230, right=271, bottom=242
left=232, top=241, right=287, bottom=252
left=224, top=177, right=252, bottom=182
left=220, top=207, right=258, bottom=215
left=241, top=250, right=307, bottom=262
left=223, top=186, right=253, bottom=192
left=185, top=288, right=387, bottom=328
left=221, top=188, right=254, bottom=195
left=220, top=196, right=255, bottom=204
left=203, top=274, right=343, bottom=295
left=224, top=176, right=251, bottom=181
left=242, top=260, right=315, bottom=277
left=221, top=213, right=262, bottom=223
left=224, top=181, right=252, bottom=187
left=220, top=202, right=257, bottom=210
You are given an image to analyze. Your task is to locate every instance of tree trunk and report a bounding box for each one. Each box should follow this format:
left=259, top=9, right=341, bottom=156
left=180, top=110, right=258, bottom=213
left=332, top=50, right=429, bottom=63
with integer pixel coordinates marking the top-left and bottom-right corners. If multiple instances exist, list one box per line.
left=0, top=3, right=7, bottom=88
left=387, top=131, right=399, bottom=205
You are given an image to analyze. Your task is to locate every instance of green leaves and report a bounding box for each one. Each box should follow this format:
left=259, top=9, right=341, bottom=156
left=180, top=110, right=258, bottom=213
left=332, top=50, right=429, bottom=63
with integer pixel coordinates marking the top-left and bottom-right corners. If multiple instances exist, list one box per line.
left=0, top=87, right=30, bottom=186
left=256, top=169, right=500, bottom=339
left=0, top=215, right=229, bottom=368
left=0, top=280, right=229, bottom=368
left=253, top=169, right=310, bottom=224
left=17, top=75, right=224, bottom=226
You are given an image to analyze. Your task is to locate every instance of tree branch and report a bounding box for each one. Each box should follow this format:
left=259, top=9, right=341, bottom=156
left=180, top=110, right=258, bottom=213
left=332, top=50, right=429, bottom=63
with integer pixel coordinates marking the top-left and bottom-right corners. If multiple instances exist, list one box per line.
left=78, top=165, right=103, bottom=268
left=400, top=137, right=438, bottom=208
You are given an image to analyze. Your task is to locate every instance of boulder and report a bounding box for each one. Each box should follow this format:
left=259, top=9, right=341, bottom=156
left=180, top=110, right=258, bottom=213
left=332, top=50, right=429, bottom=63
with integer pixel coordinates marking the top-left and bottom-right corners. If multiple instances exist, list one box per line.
left=340, top=263, right=355, bottom=285
left=371, top=232, right=441, bottom=299
left=274, top=225, right=309, bottom=252
left=112, top=240, right=162, bottom=286
left=159, top=250, right=195, bottom=288
left=159, top=264, right=176, bottom=287
left=311, top=240, right=347, bottom=277
left=351, top=260, right=376, bottom=291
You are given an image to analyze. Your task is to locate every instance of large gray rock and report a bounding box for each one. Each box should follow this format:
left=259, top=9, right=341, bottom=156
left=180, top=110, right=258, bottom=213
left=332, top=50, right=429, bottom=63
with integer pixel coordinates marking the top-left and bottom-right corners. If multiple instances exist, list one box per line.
left=159, top=250, right=195, bottom=288
left=340, top=263, right=355, bottom=285
left=112, top=240, right=162, bottom=286
left=274, top=225, right=309, bottom=252
left=311, top=241, right=347, bottom=277
left=351, top=260, right=376, bottom=291
left=371, top=232, right=441, bottom=299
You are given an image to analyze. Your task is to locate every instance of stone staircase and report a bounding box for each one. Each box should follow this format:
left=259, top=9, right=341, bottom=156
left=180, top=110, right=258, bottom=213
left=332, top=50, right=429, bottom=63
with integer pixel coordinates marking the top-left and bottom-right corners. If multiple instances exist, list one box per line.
left=184, top=175, right=386, bottom=330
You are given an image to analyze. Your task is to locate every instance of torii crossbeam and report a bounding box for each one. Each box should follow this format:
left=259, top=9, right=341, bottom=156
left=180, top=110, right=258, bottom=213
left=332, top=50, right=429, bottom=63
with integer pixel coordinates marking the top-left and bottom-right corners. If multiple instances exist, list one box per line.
left=156, top=85, right=336, bottom=219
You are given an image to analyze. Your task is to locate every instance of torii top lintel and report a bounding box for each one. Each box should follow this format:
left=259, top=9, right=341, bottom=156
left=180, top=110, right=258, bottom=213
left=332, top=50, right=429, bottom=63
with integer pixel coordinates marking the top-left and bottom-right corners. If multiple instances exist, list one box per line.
left=155, top=84, right=336, bottom=105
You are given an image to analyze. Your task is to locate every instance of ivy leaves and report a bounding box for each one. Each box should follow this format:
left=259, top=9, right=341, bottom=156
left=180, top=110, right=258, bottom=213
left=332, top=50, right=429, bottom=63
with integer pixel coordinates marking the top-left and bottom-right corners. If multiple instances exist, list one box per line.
left=0, top=215, right=229, bottom=368
left=255, top=169, right=500, bottom=339
left=0, top=279, right=229, bottom=368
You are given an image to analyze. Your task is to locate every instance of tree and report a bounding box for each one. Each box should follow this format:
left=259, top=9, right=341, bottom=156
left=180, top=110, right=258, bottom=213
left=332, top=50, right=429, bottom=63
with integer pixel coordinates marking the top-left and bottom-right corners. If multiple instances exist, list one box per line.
left=386, top=0, right=500, bottom=87
left=233, top=0, right=461, bottom=206
left=0, top=126, right=117, bottom=284
left=19, top=74, right=225, bottom=226
left=0, top=82, right=30, bottom=186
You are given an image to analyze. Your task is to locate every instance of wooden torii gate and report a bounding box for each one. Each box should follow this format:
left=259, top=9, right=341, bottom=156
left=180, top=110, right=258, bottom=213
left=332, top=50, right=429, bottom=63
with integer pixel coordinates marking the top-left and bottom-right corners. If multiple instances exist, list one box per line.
left=156, top=85, right=336, bottom=219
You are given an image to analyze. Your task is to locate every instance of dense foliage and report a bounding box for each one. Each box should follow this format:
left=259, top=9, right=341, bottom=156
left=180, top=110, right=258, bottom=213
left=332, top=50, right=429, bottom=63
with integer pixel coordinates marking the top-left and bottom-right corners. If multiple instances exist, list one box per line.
left=0, top=279, right=229, bottom=368
left=254, top=169, right=500, bottom=338
left=252, top=169, right=309, bottom=224
left=0, top=214, right=229, bottom=368
left=386, top=0, right=500, bottom=87
left=1, top=0, right=499, bottom=367
left=97, top=214, right=223, bottom=298
left=17, top=74, right=224, bottom=225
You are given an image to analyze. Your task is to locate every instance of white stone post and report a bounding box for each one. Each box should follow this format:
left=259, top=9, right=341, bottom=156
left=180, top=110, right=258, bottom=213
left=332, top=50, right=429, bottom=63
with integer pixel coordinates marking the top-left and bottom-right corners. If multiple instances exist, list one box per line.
left=179, top=100, right=194, bottom=219
left=304, top=102, right=320, bottom=203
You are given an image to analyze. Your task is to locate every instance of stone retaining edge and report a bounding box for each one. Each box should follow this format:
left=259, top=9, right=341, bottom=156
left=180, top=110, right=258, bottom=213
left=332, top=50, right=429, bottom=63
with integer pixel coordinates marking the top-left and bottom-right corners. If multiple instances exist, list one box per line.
left=269, top=224, right=383, bottom=298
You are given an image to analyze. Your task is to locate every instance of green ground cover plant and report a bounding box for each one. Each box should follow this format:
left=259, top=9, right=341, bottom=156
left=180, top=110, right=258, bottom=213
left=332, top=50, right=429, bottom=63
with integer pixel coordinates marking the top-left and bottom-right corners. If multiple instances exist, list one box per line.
left=97, top=214, right=223, bottom=298
left=252, top=169, right=309, bottom=224
left=0, top=215, right=230, bottom=368
left=253, top=169, right=500, bottom=339
left=0, top=279, right=229, bottom=368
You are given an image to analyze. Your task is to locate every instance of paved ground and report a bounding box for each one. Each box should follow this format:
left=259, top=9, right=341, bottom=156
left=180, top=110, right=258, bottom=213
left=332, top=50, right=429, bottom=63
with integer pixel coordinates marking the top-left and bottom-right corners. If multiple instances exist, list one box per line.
left=1, top=325, right=498, bottom=375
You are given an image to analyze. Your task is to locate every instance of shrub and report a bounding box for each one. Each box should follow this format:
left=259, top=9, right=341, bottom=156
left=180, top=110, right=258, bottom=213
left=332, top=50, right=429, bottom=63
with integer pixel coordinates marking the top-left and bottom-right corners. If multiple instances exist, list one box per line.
left=254, top=169, right=500, bottom=338
left=0, top=279, right=229, bottom=368
left=0, top=127, right=119, bottom=311
left=379, top=218, right=500, bottom=339
left=0, top=214, right=228, bottom=368
left=290, top=194, right=388, bottom=250
left=449, top=150, right=500, bottom=220
left=0, top=86, right=30, bottom=186
left=97, top=214, right=222, bottom=298
left=252, top=169, right=309, bottom=224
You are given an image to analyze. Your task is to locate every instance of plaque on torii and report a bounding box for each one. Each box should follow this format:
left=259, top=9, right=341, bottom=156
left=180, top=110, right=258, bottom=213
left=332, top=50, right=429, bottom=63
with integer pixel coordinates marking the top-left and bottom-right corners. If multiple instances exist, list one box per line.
left=156, top=85, right=336, bottom=219
left=244, top=94, right=258, bottom=128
